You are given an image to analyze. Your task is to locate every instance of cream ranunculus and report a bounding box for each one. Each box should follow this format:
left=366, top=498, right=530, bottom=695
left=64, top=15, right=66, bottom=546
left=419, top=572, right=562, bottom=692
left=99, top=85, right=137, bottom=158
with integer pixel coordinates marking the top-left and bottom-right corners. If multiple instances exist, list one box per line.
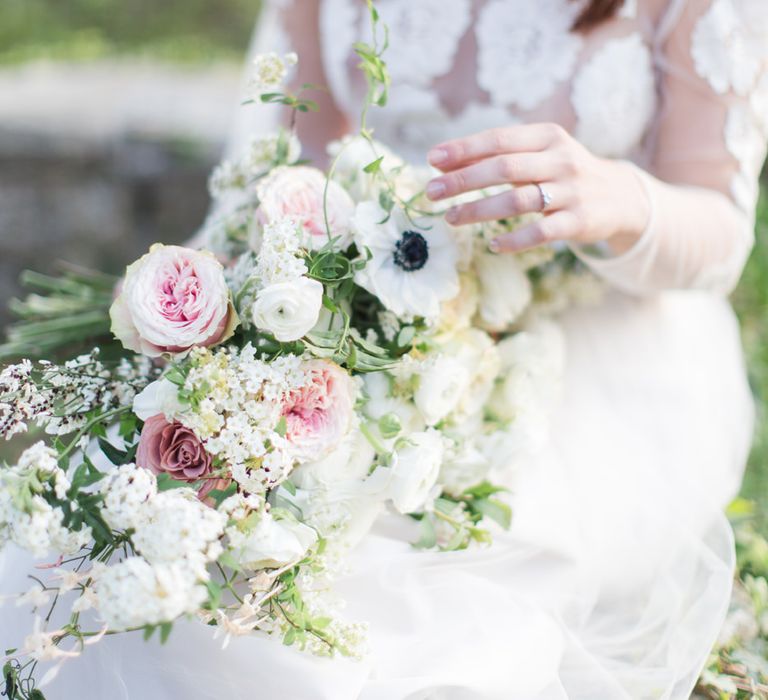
left=474, top=247, right=532, bottom=332
left=110, top=244, right=237, bottom=358
left=133, top=378, right=184, bottom=422
left=414, top=355, right=471, bottom=426
left=237, top=513, right=318, bottom=569
left=388, top=429, right=445, bottom=514
left=251, top=276, right=323, bottom=342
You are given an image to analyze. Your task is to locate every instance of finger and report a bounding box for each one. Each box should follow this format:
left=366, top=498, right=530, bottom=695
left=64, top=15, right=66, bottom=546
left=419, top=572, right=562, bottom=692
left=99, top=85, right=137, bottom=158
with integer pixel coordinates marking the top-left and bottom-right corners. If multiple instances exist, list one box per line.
left=428, top=123, right=564, bottom=172
left=445, top=184, right=570, bottom=226
left=489, top=211, right=579, bottom=253
left=426, top=153, right=560, bottom=201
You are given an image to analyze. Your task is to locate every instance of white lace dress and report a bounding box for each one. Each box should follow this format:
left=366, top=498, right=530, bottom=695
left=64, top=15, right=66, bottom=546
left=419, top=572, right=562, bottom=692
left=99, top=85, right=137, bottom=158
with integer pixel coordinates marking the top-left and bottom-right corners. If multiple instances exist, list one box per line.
left=2, top=1, right=766, bottom=698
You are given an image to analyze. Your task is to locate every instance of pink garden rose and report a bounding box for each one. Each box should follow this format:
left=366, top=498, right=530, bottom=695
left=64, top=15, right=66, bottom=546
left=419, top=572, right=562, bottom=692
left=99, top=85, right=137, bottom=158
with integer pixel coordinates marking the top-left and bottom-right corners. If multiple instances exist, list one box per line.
left=136, top=415, right=225, bottom=501
left=256, top=166, right=354, bottom=250
left=110, top=244, right=238, bottom=358
left=282, top=360, right=356, bottom=463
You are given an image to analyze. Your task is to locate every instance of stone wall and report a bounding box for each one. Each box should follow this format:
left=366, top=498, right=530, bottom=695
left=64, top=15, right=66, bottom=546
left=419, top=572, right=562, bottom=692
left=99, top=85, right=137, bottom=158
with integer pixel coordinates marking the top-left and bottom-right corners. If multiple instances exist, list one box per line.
left=0, top=60, right=241, bottom=330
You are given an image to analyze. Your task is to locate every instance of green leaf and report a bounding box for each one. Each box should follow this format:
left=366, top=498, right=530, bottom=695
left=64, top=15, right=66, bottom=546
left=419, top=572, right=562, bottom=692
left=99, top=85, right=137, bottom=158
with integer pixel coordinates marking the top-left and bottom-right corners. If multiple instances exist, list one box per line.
left=472, top=498, right=512, bottom=530
left=159, top=622, right=173, bottom=644
left=363, top=156, right=384, bottom=174
left=414, top=515, right=437, bottom=550
left=143, top=625, right=156, bottom=641
left=217, top=550, right=243, bottom=573
left=281, top=480, right=297, bottom=497
left=156, top=473, right=193, bottom=492
left=463, top=481, right=507, bottom=500
left=97, top=437, right=133, bottom=466
left=29, top=691, right=47, bottom=700
left=275, top=416, right=288, bottom=438
left=208, top=482, right=237, bottom=509
left=283, top=627, right=297, bottom=646
left=205, top=580, right=223, bottom=611
left=377, top=413, right=402, bottom=440
left=396, top=326, right=415, bottom=348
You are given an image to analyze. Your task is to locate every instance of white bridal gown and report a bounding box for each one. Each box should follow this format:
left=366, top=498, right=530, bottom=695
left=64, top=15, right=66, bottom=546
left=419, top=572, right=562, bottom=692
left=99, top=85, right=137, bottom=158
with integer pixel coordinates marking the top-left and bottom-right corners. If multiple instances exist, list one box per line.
left=2, top=0, right=767, bottom=698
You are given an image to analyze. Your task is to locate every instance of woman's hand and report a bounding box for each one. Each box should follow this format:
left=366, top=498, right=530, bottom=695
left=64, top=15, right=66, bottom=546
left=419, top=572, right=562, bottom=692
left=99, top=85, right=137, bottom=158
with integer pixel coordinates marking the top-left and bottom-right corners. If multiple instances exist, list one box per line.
left=426, top=123, right=651, bottom=254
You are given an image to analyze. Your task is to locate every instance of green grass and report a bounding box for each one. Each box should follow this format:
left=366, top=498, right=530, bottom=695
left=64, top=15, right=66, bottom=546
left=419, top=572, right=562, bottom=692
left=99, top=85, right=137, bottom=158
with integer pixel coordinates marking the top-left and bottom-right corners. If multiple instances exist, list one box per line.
left=0, top=0, right=259, bottom=64
left=734, top=190, right=768, bottom=531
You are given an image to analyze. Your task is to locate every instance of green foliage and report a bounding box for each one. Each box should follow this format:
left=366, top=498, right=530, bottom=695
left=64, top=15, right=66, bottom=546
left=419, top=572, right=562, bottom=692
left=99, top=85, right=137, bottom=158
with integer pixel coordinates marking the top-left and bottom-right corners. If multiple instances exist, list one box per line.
left=735, top=188, right=768, bottom=535
left=0, top=0, right=259, bottom=65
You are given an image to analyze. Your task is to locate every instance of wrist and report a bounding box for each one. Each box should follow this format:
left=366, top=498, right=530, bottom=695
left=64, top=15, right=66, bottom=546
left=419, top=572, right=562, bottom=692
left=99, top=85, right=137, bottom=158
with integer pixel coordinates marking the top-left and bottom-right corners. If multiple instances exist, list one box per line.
left=605, top=160, right=652, bottom=255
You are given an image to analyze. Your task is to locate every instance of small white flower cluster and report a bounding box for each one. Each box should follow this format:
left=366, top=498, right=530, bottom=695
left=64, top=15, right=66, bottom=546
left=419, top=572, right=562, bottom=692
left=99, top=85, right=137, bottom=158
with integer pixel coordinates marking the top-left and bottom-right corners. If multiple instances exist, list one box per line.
left=209, top=133, right=302, bottom=199
left=0, top=351, right=157, bottom=439
left=95, top=557, right=208, bottom=631
left=131, top=491, right=226, bottom=578
left=246, top=51, right=298, bottom=99
left=254, top=219, right=308, bottom=285
left=99, top=463, right=158, bottom=531
left=0, top=443, right=91, bottom=558
left=180, top=345, right=305, bottom=492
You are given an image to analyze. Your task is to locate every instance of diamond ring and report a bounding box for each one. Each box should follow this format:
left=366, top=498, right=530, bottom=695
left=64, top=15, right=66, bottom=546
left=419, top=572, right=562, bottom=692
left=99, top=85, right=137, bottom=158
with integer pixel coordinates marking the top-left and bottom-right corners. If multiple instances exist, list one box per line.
left=536, top=183, right=553, bottom=211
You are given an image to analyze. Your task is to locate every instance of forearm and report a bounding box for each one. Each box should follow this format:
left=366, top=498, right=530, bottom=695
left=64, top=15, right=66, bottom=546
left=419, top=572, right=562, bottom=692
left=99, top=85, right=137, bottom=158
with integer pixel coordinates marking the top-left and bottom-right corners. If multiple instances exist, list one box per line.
left=573, top=165, right=755, bottom=297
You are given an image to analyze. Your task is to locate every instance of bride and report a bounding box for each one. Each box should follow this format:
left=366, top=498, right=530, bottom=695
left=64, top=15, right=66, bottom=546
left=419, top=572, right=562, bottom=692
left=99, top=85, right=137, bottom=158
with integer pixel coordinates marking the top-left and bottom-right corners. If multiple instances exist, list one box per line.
left=2, top=0, right=766, bottom=698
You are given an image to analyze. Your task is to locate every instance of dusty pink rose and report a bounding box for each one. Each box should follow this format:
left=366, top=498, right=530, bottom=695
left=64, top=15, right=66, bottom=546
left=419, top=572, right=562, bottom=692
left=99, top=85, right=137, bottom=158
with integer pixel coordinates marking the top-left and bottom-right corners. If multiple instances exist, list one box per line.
left=110, top=244, right=238, bottom=358
left=256, top=166, right=354, bottom=250
left=282, top=360, right=356, bottom=463
left=136, top=415, right=225, bottom=501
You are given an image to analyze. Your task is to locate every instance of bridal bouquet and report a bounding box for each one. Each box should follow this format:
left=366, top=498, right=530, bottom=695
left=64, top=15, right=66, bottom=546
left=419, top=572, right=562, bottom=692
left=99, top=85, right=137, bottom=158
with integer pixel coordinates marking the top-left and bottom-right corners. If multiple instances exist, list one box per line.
left=0, top=5, right=600, bottom=697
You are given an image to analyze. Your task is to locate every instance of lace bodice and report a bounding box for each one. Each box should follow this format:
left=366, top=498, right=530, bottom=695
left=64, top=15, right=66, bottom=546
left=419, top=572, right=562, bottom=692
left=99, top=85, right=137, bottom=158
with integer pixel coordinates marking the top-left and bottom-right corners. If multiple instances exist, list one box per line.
left=235, top=0, right=768, bottom=296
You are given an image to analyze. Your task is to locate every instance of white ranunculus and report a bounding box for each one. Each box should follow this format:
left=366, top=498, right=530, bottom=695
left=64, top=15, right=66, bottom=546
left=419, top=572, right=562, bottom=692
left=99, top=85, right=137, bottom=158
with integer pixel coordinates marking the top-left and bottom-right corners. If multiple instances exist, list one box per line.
left=414, top=355, right=471, bottom=426
left=441, top=328, right=502, bottom=421
left=439, top=439, right=491, bottom=495
left=352, top=202, right=459, bottom=320
left=290, top=429, right=376, bottom=490
left=474, top=248, right=532, bottom=332
left=362, top=372, right=426, bottom=438
left=237, top=513, right=318, bottom=569
left=251, top=276, right=323, bottom=342
left=132, top=378, right=184, bottom=422
left=389, top=429, right=445, bottom=514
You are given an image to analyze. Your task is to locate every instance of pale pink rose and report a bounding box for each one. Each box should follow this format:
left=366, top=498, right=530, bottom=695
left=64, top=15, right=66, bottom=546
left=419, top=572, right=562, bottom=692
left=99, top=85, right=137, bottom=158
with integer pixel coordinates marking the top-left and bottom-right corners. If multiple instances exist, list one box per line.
left=110, top=244, right=238, bottom=357
left=136, top=415, right=227, bottom=501
left=281, top=360, right=356, bottom=463
left=256, top=166, right=354, bottom=250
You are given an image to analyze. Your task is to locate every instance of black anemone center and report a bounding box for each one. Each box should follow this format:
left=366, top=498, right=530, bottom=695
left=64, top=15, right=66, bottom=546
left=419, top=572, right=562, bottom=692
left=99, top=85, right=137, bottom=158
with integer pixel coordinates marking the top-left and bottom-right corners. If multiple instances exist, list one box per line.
left=393, top=231, right=429, bottom=272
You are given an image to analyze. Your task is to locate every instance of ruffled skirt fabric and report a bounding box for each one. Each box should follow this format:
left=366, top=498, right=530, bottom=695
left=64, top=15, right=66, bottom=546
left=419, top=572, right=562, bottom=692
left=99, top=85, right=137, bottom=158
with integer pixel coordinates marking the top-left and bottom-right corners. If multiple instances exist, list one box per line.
left=0, top=290, right=753, bottom=699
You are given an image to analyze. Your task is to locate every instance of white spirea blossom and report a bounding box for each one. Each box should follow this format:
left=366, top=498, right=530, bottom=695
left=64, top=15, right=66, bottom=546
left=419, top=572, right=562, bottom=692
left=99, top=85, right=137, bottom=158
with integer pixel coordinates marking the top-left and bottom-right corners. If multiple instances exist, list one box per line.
left=99, top=464, right=158, bottom=531
left=254, top=219, right=308, bottom=285
left=96, top=558, right=207, bottom=631
left=131, top=491, right=226, bottom=578
left=247, top=52, right=298, bottom=98
left=179, top=345, right=306, bottom=492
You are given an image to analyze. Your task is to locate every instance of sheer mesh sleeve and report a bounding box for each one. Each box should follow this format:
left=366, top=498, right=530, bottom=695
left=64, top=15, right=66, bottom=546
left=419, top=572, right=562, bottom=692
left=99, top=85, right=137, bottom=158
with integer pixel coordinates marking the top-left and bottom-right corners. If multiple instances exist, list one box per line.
left=573, top=0, right=768, bottom=297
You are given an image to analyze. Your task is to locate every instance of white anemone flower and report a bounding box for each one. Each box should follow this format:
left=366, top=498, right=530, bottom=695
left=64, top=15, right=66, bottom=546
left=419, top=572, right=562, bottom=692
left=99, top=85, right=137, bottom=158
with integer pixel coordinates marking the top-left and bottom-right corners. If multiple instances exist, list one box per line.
left=352, top=202, right=460, bottom=319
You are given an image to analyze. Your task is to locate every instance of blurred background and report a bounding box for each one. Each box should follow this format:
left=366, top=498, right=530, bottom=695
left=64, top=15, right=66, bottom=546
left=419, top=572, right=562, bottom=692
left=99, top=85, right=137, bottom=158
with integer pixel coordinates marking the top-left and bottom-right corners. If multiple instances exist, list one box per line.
left=0, top=0, right=765, bottom=534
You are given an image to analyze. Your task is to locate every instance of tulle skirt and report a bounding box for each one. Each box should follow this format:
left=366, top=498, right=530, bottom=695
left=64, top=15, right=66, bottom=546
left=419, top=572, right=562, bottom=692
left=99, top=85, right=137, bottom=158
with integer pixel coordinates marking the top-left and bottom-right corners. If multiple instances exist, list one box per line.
left=0, top=289, right=754, bottom=699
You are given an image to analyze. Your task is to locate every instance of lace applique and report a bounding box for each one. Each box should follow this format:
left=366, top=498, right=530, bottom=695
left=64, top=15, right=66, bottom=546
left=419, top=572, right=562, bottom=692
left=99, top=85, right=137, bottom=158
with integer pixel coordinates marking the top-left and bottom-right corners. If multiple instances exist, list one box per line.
left=377, top=0, right=472, bottom=87
left=691, top=0, right=768, bottom=96
left=725, top=104, right=766, bottom=211
left=571, top=34, right=655, bottom=158
left=476, top=0, right=583, bottom=111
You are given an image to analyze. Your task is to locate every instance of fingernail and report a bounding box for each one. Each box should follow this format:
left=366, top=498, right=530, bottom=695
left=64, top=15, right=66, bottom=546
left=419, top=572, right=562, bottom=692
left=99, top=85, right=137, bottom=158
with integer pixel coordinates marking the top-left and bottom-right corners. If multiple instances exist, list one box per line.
left=428, top=148, right=448, bottom=166
left=445, top=207, right=459, bottom=224
left=426, top=181, right=446, bottom=200
left=488, top=238, right=501, bottom=253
